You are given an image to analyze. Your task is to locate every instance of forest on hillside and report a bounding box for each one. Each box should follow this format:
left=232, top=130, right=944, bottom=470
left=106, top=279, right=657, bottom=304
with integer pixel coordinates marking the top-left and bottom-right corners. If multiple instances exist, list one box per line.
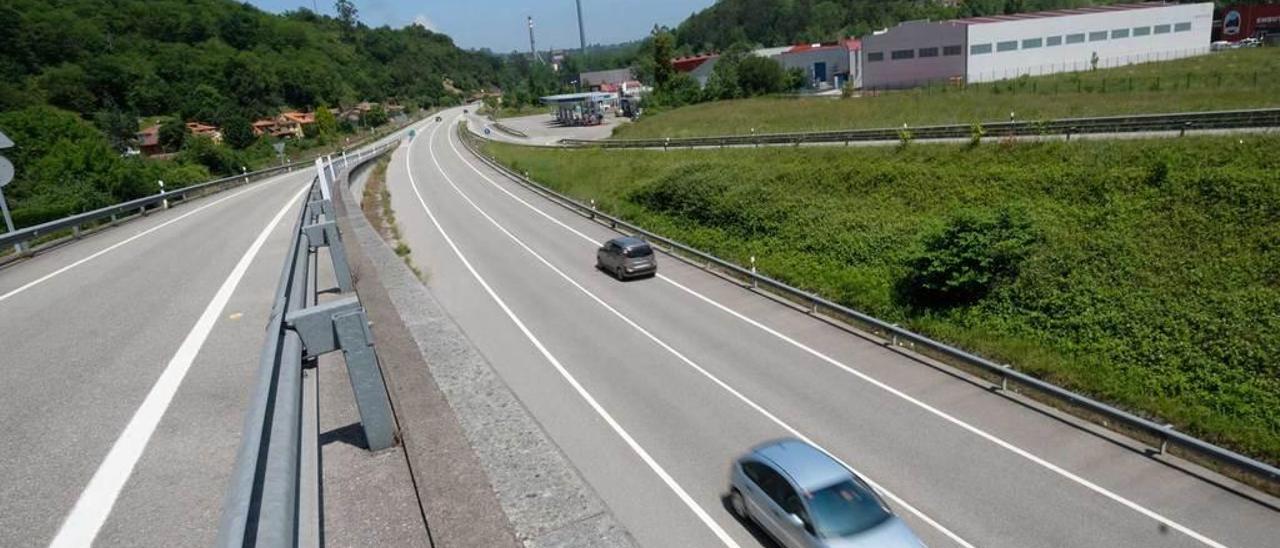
left=0, top=0, right=502, bottom=230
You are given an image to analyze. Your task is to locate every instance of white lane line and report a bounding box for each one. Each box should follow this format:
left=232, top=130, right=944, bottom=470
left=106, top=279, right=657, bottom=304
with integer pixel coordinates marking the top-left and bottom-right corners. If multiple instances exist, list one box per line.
left=408, top=123, right=741, bottom=548
left=435, top=117, right=974, bottom=546
left=0, top=171, right=301, bottom=305
left=443, top=115, right=1232, bottom=548
left=48, top=183, right=311, bottom=548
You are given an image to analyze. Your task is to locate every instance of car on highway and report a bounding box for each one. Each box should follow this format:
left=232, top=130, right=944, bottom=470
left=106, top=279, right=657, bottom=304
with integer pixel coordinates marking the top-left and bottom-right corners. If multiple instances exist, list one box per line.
left=436, top=116, right=442, bottom=122
left=728, top=439, right=924, bottom=547
left=596, top=236, right=657, bottom=280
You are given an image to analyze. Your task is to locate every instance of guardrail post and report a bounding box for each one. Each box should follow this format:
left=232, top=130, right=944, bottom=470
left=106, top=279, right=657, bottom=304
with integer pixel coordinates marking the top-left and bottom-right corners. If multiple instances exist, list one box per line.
left=1180, top=121, right=1192, bottom=137
left=158, top=180, right=168, bottom=210
left=287, top=298, right=396, bottom=452
left=750, top=256, right=757, bottom=288
left=303, top=220, right=353, bottom=294
left=1159, top=424, right=1174, bottom=454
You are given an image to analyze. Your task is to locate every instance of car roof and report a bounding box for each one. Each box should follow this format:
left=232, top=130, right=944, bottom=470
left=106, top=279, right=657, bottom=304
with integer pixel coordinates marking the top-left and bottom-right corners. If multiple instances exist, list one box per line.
left=611, top=236, right=648, bottom=248
left=751, top=439, right=851, bottom=491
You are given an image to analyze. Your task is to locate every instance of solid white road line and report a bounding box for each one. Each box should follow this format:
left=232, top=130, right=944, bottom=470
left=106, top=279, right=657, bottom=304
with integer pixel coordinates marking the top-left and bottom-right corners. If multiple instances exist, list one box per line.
left=433, top=118, right=974, bottom=547
left=0, top=170, right=301, bottom=305
left=408, top=126, right=741, bottom=548
left=442, top=113, right=1232, bottom=548
left=48, top=183, right=311, bottom=548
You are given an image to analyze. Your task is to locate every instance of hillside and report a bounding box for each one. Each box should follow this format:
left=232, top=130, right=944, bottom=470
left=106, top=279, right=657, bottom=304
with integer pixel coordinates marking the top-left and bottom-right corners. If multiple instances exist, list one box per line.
left=486, top=134, right=1280, bottom=463
left=0, top=0, right=499, bottom=229
left=615, top=47, right=1280, bottom=139
left=673, top=0, right=1126, bottom=52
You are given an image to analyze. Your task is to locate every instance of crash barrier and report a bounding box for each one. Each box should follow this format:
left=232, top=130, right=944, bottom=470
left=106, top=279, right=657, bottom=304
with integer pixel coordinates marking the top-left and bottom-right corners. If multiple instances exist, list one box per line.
left=216, top=138, right=401, bottom=548
left=560, top=108, right=1280, bottom=149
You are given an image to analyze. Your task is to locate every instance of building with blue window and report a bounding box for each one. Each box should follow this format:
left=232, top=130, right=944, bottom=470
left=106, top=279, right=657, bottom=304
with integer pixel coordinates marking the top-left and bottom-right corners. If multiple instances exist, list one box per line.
left=861, top=2, right=1214, bottom=89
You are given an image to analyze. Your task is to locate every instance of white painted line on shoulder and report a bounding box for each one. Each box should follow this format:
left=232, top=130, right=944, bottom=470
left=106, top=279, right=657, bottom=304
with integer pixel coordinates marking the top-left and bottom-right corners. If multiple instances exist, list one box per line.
left=410, top=120, right=741, bottom=548
left=1, top=171, right=297, bottom=305
left=443, top=115, right=1231, bottom=548
left=435, top=116, right=971, bottom=547
left=48, top=183, right=311, bottom=548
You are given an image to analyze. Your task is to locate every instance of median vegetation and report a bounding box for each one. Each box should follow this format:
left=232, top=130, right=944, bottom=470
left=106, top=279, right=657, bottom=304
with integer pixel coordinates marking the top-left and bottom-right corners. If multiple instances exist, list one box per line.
left=485, top=135, right=1280, bottom=462
left=615, top=48, right=1280, bottom=139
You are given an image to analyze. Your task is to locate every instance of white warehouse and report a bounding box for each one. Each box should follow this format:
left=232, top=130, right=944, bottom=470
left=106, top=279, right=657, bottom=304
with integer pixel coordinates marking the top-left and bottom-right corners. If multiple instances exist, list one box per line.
left=861, top=2, right=1214, bottom=89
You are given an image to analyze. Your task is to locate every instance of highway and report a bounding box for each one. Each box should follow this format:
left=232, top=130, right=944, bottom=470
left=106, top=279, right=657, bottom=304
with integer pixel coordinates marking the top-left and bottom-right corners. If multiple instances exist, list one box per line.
left=0, top=167, right=315, bottom=547
left=387, top=106, right=1280, bottom=548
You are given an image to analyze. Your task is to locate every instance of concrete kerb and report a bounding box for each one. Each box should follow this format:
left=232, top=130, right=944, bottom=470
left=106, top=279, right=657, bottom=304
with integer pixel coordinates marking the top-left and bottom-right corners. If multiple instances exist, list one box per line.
left=335, top=143, right=637, bottom=547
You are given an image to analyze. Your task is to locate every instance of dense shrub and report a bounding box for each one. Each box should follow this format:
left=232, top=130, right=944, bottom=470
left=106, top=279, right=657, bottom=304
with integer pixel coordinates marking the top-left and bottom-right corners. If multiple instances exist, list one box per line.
left=899, top=208, right=1037, bottom=309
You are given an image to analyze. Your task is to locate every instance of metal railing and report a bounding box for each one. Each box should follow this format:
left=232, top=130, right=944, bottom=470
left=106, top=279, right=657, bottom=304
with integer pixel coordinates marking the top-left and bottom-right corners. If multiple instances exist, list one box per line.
left=561, top=107, right=1280, bottom=149
left=460, top=123, right=1280, bottom=492
left=216, top=136, right=402, bottom=547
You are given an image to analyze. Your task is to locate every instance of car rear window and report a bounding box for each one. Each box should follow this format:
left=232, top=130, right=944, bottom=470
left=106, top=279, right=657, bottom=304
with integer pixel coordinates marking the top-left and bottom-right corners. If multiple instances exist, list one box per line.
left=805, top=480, right=891, bottom=538
left=623, top=245, right=652, bottom=258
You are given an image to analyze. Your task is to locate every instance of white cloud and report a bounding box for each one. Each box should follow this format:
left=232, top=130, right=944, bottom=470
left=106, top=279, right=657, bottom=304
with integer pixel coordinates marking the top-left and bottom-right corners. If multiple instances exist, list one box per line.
left=412, top=14, right=438, bottom=31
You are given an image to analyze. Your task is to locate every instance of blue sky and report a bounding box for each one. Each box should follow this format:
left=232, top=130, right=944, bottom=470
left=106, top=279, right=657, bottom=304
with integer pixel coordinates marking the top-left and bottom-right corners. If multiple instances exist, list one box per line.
left=246, top=1, right=715, bottom=52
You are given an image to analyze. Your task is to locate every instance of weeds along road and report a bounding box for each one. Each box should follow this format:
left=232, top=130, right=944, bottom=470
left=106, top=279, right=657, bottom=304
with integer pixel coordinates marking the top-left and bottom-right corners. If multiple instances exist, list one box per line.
left=0, top=167, right=316, bottom=547
left=385, top=106, right=1280, bottom=548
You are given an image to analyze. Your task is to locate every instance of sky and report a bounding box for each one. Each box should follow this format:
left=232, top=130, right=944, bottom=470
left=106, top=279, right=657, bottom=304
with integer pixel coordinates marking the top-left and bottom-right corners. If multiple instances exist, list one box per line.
left=246, top=1, right=716, bottom=52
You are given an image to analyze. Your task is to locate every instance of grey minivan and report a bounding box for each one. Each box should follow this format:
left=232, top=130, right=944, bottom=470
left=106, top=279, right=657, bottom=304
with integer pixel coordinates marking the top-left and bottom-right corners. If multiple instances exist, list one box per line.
left=728, top=439, right=924, bottom=547
left=596, top=236, right=657, bottom=280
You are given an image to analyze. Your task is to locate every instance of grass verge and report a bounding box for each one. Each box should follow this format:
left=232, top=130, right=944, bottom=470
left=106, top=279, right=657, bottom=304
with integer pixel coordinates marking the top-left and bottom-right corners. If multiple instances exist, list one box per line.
left=616, top=48, right=1280, bottom=139
left=484, top=134, right=1280, bottom=464
left=361, top=155, right=425, bottom=282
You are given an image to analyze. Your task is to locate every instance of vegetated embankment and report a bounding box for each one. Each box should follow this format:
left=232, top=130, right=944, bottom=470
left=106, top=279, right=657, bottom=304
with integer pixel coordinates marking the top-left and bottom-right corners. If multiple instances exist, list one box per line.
left=485, top=135, right=1280, bottom=463
left=616, top=48, right=1280, bottom=139
left=360, top=155, right=425, bottom=281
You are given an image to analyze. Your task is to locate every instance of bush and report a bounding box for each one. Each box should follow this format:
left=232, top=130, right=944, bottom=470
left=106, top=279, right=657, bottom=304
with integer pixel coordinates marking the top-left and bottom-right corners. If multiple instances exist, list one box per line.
left=899, top=207, right=1037, bottom=309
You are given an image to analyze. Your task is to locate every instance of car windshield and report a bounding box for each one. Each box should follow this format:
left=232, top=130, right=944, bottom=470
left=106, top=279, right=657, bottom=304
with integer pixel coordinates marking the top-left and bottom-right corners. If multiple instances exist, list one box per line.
left=805, top=480, right=891, bottom=538
left=623, top=245, right=652, bottom=258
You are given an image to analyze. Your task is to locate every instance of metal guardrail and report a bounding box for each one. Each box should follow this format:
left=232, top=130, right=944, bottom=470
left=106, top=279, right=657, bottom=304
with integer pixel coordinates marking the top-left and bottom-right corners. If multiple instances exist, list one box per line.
left=460, top=123, right=1280, bottom=491
left=0, top=115, right=426, bottom=254
left=561, top=107, right=1280, bottom=149
left=492, top=121, right=529, bottom=139
left=216, top=138, right=402, bottom=547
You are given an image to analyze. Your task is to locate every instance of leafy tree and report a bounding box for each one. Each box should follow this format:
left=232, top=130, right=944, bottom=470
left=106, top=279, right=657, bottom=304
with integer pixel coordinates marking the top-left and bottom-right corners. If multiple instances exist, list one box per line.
left=180, top=135, right=246, bottom=176
left=335, top=0, right=359, bottom=37
left=737, top=55, right=787, bottom=96
left=37, top=64, right=95, bottom=114
left=93, top=109, right=139, bottom=153
left=158, top=118, right=188, bottom=152
left=652, top=29, right=676, bottom=88
left=364, top=104, right=388, bottom=127
left=315, top=104, right=337, bottom=136
left=221, top=115, right=256, bottom=149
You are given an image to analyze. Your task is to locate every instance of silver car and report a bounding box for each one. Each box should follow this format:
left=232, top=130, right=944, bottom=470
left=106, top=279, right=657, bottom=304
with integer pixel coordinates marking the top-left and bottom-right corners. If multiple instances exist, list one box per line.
left=728, top=439, right=924, bottom=547
left=596, top=236, right=657, bottom=280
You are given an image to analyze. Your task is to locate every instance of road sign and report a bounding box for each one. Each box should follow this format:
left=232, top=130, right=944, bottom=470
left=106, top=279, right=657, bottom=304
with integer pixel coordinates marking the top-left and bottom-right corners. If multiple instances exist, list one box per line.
left=0, top=129, right=13, bottom=149
left=484, top=127, right=491, bottom=135
left=0, top=156, right=13, bottom=188
left=272, top=142, right=286, bottom=154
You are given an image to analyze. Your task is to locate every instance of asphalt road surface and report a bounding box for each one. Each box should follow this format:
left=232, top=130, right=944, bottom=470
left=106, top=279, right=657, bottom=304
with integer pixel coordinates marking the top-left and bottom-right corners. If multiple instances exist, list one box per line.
left=386, top=106, right=1280, bottom=548
left=0, top=167, right=315, bottom=547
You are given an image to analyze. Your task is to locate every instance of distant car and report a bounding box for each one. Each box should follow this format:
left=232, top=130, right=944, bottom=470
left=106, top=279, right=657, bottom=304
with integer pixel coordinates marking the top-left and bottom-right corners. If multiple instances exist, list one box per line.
left=436, top=116, right=442, bottom=122
left=1211, top=40, right=1231, bottom=51
left=728, top=439, right=924, bottom=548
left=596, top=236, right=656, bottom=280
left=463, top=108, right=468, bottom=114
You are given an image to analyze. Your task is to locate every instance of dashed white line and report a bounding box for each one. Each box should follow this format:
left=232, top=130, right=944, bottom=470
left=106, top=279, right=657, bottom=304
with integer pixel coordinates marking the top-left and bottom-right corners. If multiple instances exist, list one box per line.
left=441, top=111, right=1232, bottom=548
left=431, top=117, right=973, bottom=547
left=48, top=183, right=311, bottom=548
left=407, top=123, right=741, bottom=548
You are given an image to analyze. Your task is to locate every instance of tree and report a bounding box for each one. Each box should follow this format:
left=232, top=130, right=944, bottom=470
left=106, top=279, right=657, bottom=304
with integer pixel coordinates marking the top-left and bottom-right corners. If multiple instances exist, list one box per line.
left=221, top=116, right=256, bottom=149
left=737, top=55, right=787, bottom=96
left=93, top=109, right=139, bottom=153
left=898, top=208, right=1037, bottom=309
left=651, top=29, right=676, bottom=88
left=158, top=118, right=188, bottom=152
left=315, top=104, right=337, bottom=136
left=335, top=0, right=359, bottom=37
left=364, top=104, right=388, bottom=127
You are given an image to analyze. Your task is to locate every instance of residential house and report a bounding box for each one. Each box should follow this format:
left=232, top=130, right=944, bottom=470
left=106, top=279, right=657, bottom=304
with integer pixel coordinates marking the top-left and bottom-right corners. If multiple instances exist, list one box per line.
left=185, top=122, right=223, bottom=144
left=136, top=125, right=163, bottom=156
left=251, top=111, right=316, bottom=139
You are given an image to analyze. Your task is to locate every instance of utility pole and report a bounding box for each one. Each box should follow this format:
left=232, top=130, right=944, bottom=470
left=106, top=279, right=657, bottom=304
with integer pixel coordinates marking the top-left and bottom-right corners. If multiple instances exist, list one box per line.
left=528, top=17, right=543, bottom=64
left=575, top=0, right=587, bottom=55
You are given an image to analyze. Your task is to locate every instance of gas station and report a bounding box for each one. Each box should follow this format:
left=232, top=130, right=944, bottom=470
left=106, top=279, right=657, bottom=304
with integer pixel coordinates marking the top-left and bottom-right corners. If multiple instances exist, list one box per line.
left=539, top=92, right=617, bottom=126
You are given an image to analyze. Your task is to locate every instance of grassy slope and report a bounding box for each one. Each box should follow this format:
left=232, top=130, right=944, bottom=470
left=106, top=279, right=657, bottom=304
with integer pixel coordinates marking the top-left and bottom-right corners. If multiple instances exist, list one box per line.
left=616, top=48, right=1280, bottom=139
left=486, top=135, right=1280, bottom=462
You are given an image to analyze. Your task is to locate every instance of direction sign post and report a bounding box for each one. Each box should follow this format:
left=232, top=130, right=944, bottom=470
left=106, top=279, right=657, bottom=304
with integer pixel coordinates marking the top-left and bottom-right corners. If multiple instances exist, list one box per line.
left=0, top=130, right=18, bottom=254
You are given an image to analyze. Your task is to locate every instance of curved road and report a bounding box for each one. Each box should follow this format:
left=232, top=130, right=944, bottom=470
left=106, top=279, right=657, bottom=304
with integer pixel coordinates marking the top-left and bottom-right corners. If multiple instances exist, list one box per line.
left=386, top=106, right=1279, bottom=548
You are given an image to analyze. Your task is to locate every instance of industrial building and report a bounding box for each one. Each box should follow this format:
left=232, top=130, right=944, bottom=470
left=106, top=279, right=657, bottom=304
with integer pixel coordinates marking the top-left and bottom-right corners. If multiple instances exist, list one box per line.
left=861, top=2, right=1214, bottom=89
left=1215, top=4, right=1280, bottom=42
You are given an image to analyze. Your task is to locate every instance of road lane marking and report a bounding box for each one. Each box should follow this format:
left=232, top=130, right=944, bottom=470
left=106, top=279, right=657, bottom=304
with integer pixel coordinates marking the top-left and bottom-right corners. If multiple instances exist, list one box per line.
left=408, top=124, right=741, bottom=548
left=442, top=113, right=1232, bottom=548
left=48, top=183, right=311, bottom=548
left=432, top=117, right=972, bottom=546
left=0, top=171, right=301, bottom=305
